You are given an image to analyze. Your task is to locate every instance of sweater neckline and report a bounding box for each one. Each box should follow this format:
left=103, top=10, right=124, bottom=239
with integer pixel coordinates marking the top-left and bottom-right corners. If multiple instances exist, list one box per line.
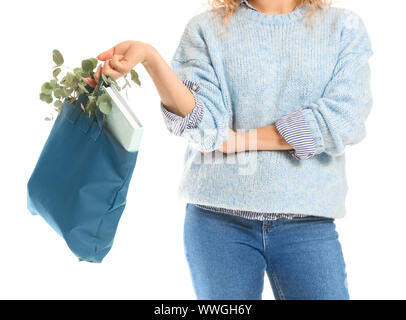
left=238, top=2, right=305, bottom=25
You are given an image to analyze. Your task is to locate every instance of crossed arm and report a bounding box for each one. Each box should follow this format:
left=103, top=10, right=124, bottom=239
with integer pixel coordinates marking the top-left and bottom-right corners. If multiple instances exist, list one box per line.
left=216, top=127, right=293, bottom=154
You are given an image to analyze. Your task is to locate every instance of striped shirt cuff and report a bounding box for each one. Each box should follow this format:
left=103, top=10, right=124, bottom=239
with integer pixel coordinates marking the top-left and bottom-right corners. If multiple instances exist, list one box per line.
left=161, top=79, right=204, bottom=136
left=275, top=109, right=316, bottom=160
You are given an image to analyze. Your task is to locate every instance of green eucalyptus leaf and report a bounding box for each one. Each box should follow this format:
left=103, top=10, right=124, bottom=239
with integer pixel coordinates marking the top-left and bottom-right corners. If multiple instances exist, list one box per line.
left=53, top=68, right=61, bottom=78
left=96, top=93, right=113, bottom=114
left=89, top=58, right=98, bottom=69
left=61, top=87, right=68, bottom=98
left=124, top=77, right=132, bottom=88
left=130, top=70, right=141, bottom=86
left=54, top=100, right=63, bottom=108
left=65, top=72, right=74, bottom=83
left=53, top=49, right=64, bottom=66
left=82, top=59, right=94, bottom=73
left=40, top=93, right=53, bottom=104
left=53, top=87, right=62, bottom=98
left=98, top=101, right=112, bottom=115
left=41, top=82, right=53, bottom=95
left=96, top=92, right=111, bottom=105
left=73, top=67, right=83, bottom=77
left=86, top=100, right=97, bottom=113
left=73, top=73, right=82, bottom=83
left=44, top=117, right=52, bottom=121
left=49, top=79, right=57, bottom=87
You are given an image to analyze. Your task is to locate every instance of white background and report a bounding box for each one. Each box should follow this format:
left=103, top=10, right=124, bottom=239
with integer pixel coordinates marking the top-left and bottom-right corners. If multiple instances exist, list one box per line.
left=0, top=0, right=405, bottom=299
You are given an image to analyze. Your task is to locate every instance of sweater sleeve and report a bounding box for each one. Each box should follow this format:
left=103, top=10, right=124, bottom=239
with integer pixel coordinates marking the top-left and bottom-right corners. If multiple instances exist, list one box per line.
left=160, top=17, right=230, bottom=152
left=275, top=12, right=373, bottom=159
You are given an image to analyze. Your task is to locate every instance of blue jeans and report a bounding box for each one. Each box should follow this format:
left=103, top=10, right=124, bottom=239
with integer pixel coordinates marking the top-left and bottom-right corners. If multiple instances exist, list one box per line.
left=183, top=203, right=349, bottom=300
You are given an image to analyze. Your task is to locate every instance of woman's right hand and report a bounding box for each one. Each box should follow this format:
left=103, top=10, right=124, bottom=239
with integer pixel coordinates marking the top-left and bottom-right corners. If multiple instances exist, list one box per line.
left=82, top=40, right=152, bottom=88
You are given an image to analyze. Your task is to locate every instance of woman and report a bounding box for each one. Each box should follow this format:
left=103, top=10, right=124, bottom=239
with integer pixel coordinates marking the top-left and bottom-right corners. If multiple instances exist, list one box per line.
left=83, top=0, right=373, bottom=300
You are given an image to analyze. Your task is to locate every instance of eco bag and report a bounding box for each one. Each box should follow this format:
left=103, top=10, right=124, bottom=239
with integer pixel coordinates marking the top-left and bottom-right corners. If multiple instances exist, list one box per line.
left=27, top=77, right=139, bottom=263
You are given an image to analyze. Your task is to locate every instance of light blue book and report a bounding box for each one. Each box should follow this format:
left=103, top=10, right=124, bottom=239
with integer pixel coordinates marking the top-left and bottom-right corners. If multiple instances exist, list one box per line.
left=103, top=85, right=143, bottom=152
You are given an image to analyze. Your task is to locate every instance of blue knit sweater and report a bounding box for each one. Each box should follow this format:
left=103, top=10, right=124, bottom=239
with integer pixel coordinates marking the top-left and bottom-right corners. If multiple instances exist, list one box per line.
left=161, top=1, right=373, bottom=218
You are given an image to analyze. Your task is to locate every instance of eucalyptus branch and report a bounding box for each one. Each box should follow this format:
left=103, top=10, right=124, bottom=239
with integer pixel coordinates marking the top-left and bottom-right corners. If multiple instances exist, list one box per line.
left=40, top=49, right=142, bottom=121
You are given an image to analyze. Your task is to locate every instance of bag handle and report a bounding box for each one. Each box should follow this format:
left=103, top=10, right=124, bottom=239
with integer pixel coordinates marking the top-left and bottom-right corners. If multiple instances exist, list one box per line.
left=94, top=76, right=105, bottom=124
left=90, top=75, right=109, bottom=140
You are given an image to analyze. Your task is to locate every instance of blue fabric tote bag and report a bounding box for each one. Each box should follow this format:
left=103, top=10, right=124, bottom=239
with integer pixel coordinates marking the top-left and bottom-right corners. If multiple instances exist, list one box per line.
left=27, top=78, right=139, bottom=263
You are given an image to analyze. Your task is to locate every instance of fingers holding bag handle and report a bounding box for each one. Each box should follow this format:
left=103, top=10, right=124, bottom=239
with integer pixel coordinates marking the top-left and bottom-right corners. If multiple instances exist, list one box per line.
left=83, top=59, right=121, bottom=88
left=101, top=59, right=122, bottom=80
left=83, top=40, right=151, bottom=87
left=110, top=54, right=129, bottom=74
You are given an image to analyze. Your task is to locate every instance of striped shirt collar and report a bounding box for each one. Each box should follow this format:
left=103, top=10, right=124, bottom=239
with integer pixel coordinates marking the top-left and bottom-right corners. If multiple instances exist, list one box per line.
left=240, top=0, right=258, bottom=11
